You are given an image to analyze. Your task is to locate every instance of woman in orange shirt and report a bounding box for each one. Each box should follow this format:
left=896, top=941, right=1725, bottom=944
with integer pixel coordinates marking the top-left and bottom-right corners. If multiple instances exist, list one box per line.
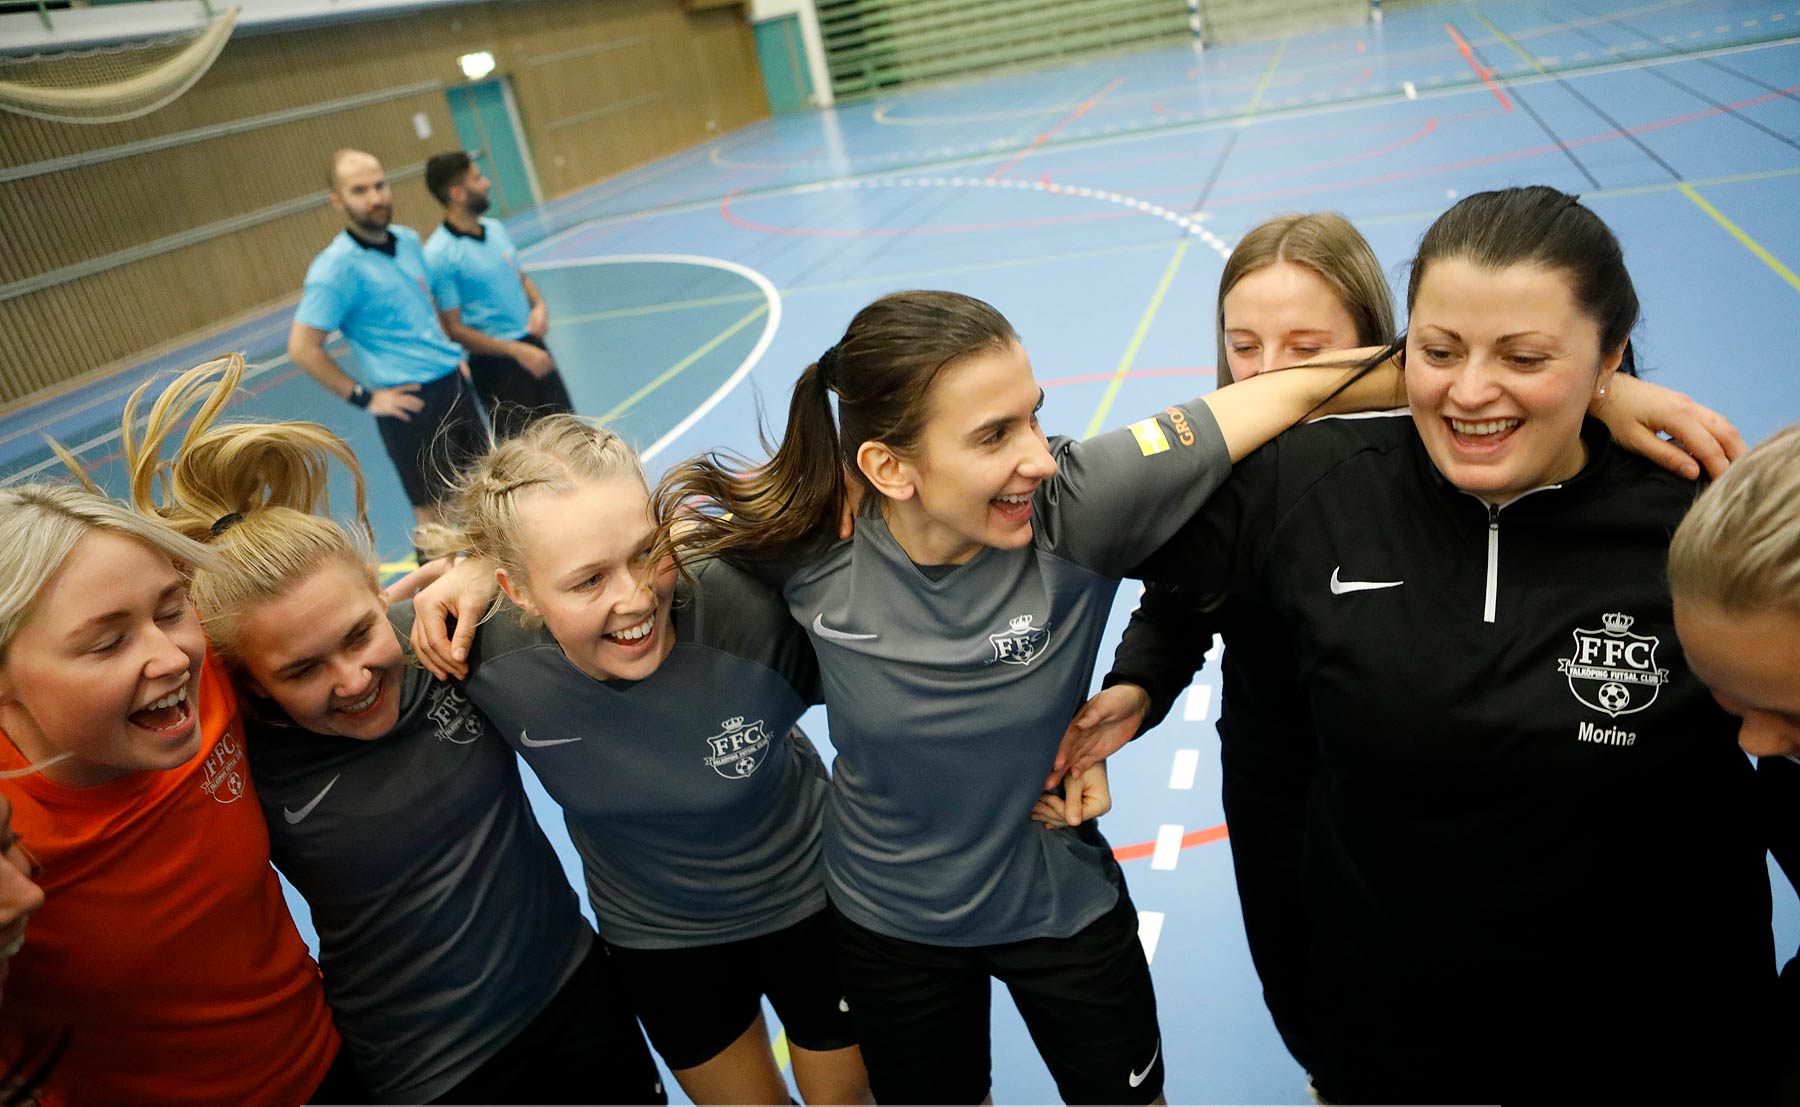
left=0, top=484, right=356, bottom=1106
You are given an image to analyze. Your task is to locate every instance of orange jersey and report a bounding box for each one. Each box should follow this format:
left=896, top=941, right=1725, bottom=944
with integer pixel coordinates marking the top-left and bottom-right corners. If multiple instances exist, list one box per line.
left=0, top=649, right=339, bottom=1106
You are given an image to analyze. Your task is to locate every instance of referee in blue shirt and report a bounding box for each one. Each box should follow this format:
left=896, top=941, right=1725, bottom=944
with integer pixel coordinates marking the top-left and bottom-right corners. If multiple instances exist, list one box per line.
left=287, top=148, right=487, bottom=526
left=423, top=151, right=574, bottom=440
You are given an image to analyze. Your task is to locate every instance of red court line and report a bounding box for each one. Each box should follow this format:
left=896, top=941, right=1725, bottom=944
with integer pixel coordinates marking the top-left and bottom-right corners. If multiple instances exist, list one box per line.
left=1445, top=22, right=1514, bottom=112
left=1114, top=822, right=1230, bottom=861
left=988, top=76, right=1126, bottom=180
left=1124, top=118, right=1440, bottom=197
left=1206, top=82, right=1800, bottom=209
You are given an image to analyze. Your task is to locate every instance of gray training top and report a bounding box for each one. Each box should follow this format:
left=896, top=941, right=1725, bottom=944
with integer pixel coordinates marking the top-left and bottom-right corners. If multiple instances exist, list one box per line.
left=246, top=603, right=592, bottom=1104
left=777, top=399, right=1231, bottom=947
left=463, top=556, right=830, bottom=950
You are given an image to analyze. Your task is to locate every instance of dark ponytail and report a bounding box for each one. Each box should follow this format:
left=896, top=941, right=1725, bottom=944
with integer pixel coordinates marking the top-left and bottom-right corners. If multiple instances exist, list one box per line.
left=655, top=290, right=1019, bottom=566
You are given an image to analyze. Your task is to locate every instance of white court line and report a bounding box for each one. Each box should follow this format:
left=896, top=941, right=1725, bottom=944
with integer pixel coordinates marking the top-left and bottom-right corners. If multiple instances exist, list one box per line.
left=516, top=253, right=781, bottom=462
left=1183, top=683, right=1213, bottom=722
left=1138, top=910, right=1166, bottom=964
left=1169, top=748, right=1201, bottom=790
left=7, top=254, right=780, bottom=486
left=1151, top=824, right=1184, bottom=870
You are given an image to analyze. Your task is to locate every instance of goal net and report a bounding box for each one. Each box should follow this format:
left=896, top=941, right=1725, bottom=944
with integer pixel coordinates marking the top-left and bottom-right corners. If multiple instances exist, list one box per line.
left=0, top=6, right=237, bottom=125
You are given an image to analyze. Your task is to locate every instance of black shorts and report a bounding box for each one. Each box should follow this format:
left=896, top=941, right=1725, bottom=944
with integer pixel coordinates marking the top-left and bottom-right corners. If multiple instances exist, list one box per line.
left=374, top=370, right=490, bottom=508
left=467, top=333, right=575, bottom=441
left=831, top=891, right=1163, bottom=1104
left=605, top=907, right=857, bottom=1071
left=433, top=940, right=665, bottom=1104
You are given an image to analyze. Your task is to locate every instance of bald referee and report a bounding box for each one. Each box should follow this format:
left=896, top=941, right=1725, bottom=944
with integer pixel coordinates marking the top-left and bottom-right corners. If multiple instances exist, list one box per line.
left=423, top=151, right=574, bottom=440
left=288, top=148, right=486, bottom=526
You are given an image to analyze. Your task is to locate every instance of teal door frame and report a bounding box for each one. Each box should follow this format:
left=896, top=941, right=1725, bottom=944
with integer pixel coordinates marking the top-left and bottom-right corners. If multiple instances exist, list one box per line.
left=445, top=76, right=543, bottom=216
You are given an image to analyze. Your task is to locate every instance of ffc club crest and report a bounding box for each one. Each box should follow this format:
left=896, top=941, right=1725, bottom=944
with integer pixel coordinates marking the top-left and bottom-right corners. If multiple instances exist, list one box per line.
left=989, top=613, right=1051, bottom=666
left=703, top=716, right=771, bottom=779
left=1556, top=612, right=1670, bottom=718
left=426, top=684, right=484, bottom=744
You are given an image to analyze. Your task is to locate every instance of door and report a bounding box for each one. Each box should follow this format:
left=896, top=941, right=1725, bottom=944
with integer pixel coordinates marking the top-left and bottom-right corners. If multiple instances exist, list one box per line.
left=753, top=13, right=815, bottom=114
left=445, top=77, right=543, bottom=216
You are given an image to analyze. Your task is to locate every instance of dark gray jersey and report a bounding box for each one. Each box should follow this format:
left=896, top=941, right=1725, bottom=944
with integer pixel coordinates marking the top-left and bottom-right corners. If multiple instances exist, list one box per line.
left=780, top=399, right=1231, bottom=946
left=463, top=557, right=829, bottom=949
left=246, top=603, right=591, bottom=1103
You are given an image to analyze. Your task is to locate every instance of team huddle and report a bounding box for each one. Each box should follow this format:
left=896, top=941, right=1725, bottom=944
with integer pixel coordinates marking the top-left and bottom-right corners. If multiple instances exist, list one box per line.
left=0, top=175, right=1796, bottom=1107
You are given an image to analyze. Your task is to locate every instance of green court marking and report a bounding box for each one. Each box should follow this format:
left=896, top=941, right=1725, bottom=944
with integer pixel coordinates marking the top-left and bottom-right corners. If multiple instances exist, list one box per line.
left=552, top=290, right=768, bottom=328
left=1083, top=239, right=1191, bottom=439
left=1679, top=183, right=1800, bottom=295
left=1246, top=39, right=1290, bottom=116
left=599, top=303, right=771, bottom=422
left=1473, top=10, right=1548, bottom=71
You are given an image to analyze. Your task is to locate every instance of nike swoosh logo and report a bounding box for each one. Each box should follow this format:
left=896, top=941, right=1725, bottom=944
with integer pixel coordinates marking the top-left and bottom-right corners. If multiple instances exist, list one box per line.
left=1329, top=566, right=1404, bottom=595
left=519, top=729, right=584, bottom=748
left=812, top=613, right=878, bottom=642
left=1128, top=1037, right=1160, bottom=1088
left=283, top=773, right=341, bottom=825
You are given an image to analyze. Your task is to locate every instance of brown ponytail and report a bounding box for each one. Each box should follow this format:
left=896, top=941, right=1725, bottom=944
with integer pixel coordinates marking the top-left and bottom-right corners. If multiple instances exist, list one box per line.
left=655, top=290, right=1019, bottom=567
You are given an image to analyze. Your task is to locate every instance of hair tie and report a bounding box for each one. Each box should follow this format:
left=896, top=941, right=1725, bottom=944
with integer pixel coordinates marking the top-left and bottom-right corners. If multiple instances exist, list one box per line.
left=211, top=512, right=243, bottom=536
left=816, top=345, right=840, bottom=390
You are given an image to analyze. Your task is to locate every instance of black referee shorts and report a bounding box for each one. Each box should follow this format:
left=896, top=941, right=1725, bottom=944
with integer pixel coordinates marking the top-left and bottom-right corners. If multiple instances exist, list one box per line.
left=831, top=891, right=1164, bottom=1104
left=374, top=370, right=489, bottom=509
left=467, top=333, right=575, bottom=441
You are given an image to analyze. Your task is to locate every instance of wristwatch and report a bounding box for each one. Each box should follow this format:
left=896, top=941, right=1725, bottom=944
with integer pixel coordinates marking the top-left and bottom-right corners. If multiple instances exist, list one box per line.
left=347, top=383, right=372, bottom=408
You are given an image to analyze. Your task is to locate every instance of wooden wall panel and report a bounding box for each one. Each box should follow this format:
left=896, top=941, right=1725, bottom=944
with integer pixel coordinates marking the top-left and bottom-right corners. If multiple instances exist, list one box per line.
left=0, top=0, right=770, bottom=408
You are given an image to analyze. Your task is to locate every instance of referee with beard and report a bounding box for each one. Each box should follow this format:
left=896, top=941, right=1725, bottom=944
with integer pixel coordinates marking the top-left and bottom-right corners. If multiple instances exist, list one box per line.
left=288, top=148, right=485, bottom=528
left=423, top=152, right=574, bottom=441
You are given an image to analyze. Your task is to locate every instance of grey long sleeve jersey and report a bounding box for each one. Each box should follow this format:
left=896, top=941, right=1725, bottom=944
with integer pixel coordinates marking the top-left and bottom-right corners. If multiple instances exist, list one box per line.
left=770, top=399, right=1232, bottom=947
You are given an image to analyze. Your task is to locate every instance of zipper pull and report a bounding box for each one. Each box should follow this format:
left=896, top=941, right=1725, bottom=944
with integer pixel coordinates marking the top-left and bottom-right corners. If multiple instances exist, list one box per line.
left=1488, top=504, right=1500, bottom=530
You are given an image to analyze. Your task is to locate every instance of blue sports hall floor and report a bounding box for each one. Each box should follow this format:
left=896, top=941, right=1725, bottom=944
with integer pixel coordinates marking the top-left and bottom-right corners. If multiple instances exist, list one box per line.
left=5, top=0, right=1798, bottom=1099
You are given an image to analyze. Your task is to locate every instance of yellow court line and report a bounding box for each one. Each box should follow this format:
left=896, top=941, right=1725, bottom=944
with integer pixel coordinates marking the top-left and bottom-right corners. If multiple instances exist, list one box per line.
left=379, top=560, right=419, bottom=576
left=554, top=290, right=766, bottom=327
left=1474, top=11, right=1548, bottom=71
left=1679, top=183, right=1800, bottom=294
left=600, top=303, right=771, bottom=423
left=1246, top=39, right=1289, bottom=116
left=1083, top=239, right=1192, bottom=439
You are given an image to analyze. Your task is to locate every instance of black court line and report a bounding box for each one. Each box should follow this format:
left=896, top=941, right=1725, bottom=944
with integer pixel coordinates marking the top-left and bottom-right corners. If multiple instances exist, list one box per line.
left=1475, top=6, right=1686, bottom=183
left=1187, top=130, right=1240, bottom=219
left=1551, top=11, right=1800, bottom=156
left=1452, top=20, right=1604, bottom=190
left=1563, top=0, right=1800, bottom=107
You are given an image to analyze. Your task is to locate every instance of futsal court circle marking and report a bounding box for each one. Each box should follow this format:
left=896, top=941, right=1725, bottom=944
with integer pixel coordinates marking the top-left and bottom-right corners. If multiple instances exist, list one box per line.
left=523, top=254, right=782, bottom=463
left=753, top=175, right=1235, bottom=260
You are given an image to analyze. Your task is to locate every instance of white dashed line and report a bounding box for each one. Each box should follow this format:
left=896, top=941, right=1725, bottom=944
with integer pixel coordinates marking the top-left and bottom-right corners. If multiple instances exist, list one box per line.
left=1169, top=749, right=1202, bottom=791
left=1183, top=683, right=1214, bottom=722
left=1403, top=80, right=1418, bottom=99
left=1138, top=910, right=1166, bottom=964
left=1151, top=825, right=1185, bottom=870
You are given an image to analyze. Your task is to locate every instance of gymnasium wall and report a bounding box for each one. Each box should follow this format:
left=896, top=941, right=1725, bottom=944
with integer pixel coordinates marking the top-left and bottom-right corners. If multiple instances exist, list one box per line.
left=0, top=0, right=769, bottom=408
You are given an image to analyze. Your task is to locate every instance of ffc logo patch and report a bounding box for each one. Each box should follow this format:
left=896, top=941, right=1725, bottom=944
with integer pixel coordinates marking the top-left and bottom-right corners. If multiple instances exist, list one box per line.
left=704, top=716, right=770, bottom=779
left=201, top=729, right=246, bottom=804
left=1556, top=612, right=1670, bottom=718
left=426, top=683, right=485, bottom=744
left=989, top=614, right=1051, bottom=666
